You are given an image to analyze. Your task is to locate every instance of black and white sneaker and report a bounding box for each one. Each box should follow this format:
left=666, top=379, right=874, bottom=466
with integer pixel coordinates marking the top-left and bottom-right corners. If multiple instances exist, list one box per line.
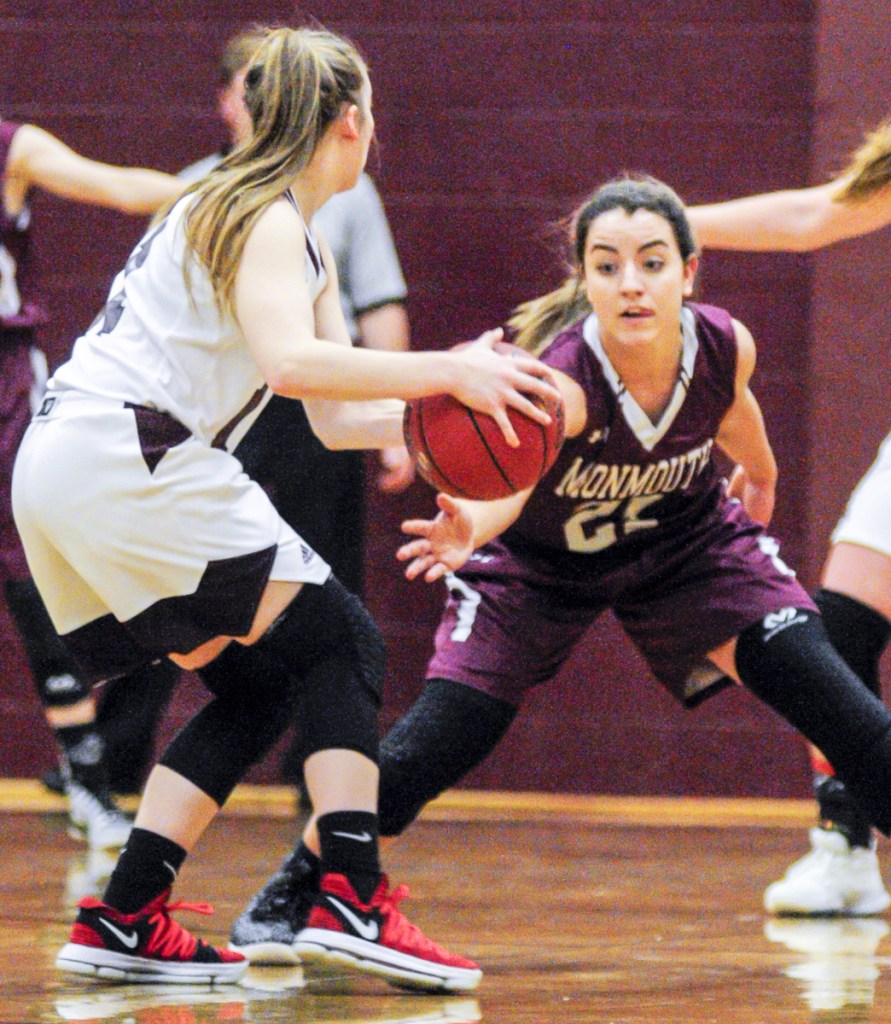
left=228, top=852, right=317, bottom=965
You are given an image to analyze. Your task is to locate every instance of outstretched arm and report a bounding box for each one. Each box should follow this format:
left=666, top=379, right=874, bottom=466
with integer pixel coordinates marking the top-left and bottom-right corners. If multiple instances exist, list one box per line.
left=715, top=319, right=777, bottom=526
left=396, top=365, right=588, bottom=582
left=688, top=177, right=891, bottom=253
left=7, top=124, right=182, bottom=215
left=397, top=488, right=532, bottom=582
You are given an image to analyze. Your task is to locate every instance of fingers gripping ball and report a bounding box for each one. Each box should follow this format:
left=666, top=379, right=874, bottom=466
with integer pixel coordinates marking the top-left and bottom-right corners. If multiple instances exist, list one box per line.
left=403, top=353, right=565, bottom=501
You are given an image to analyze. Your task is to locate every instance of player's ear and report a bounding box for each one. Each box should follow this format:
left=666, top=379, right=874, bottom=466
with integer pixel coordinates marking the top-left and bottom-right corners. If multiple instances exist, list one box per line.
left=682, top=254, right=698, bottom=297
left=339, top=103, right=362, bottom=141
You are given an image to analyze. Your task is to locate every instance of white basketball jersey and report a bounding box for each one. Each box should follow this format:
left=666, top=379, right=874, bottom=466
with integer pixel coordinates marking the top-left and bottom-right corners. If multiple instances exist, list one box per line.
left=50, top=192, right=327, bottom=450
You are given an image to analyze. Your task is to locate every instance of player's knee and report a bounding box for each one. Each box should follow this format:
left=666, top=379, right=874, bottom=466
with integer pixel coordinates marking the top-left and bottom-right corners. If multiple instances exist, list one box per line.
left=255, top=576, right=385, bottom=764
left=735, top=605, right=891, bottom=781
left=257, top=575, right=385, bottom=703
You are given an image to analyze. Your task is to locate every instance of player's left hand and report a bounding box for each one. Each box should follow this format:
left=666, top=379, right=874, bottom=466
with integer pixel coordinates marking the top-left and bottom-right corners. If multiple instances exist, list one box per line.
left=397, top=493, right=474, bottom=582
left=377, top=445, right=416, bottom=493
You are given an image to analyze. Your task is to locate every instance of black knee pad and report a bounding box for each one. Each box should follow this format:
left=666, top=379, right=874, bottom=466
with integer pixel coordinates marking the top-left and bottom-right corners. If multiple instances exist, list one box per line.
left=378, top=679, right=517, bottom=836
left=159, top=641, right=297, bottom=806
left=735, top=607, right=891, bottom=834
left=5, top=578, right=90, bottom=707
left=256, top=575, right=385, bottom=763
left=815, top=588, right=891, bottom=696
left=97, top=660, right=181, bottom=792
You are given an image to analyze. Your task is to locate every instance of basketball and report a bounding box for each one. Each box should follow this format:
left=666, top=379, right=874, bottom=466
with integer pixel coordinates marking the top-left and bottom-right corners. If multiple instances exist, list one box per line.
left=403, top=371, right=565, bottom=502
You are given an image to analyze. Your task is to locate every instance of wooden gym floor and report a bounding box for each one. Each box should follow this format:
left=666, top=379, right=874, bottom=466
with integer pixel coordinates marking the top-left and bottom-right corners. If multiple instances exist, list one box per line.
left=0, top=782, right=886, bottom=1023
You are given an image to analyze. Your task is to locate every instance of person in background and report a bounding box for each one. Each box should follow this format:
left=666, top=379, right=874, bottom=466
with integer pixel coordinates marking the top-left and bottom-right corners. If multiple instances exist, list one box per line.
left=687, top=120, right=891, bottom=916
left=0, top=114, right=181, bottom=848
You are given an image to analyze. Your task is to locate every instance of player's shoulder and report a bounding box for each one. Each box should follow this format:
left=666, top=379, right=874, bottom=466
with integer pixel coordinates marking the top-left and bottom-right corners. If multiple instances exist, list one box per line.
left=539, top=316, right=588, bottom=360
left=250, top=194, right=304, bottom=239
left=685, top=301, right=734, bottom=335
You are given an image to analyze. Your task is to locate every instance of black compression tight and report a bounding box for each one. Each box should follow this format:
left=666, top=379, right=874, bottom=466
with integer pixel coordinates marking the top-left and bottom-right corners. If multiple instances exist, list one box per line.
left=159, top=576, right=384, bottom=806
left=159, top=640, right=295, bottom=806
left=378, top=678, right=517, bottom=836
left=735, top=607, right=891, bottom=835
left=5, top=578, right=89, bottom=707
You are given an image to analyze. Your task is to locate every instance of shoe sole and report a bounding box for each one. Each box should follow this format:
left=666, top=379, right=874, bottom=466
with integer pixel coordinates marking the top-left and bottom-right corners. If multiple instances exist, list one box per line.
left=56, top=943, right=247, bottom=984
left=227, top=939, right=301, bottom=966
left=766, top=899, right=891, bottom=916
left=765, top=883, right=891, bottom=916
left=294, top=928, right=482, bottom=992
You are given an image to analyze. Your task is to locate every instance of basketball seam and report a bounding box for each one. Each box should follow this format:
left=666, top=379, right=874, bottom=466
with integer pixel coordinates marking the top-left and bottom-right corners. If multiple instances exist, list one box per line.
left=416, top=402, right=470, bottom=498
left=537, top=419, right=549, bottom=479
left=467, top=410, right=517, bottom=493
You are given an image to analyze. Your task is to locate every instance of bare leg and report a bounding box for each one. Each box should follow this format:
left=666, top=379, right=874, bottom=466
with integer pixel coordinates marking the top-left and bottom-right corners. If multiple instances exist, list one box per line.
left=133, top=765, right=220, bottom=851
left=822, top=542, right=891, bottom=620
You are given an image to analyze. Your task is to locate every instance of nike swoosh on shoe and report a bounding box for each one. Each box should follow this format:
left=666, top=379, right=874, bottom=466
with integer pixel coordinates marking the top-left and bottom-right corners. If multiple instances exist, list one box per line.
left=325, top=895, right=380, bottom=940
left=98, top=917, right=140, bottom=949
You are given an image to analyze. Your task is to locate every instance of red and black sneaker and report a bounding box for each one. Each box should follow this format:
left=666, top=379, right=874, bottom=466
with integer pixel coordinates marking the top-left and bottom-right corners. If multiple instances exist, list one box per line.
left=294, top=872, right=482, bottom=992
left=55, top=890, right=247, bottom=984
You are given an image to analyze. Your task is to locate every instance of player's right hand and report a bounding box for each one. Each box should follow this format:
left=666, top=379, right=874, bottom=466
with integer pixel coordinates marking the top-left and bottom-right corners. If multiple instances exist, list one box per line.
left=397, top=493, right=474, bottom=582
left=448, top=328, right=561, bottom=446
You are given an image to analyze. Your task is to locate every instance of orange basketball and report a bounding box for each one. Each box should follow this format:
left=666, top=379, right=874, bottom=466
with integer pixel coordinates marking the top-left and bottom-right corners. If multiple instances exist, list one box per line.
left=403, top=380, right=565, bottom=502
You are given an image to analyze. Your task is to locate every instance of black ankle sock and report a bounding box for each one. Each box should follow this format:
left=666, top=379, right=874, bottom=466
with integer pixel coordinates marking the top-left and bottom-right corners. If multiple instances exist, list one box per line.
left=103, top=827, right=187, bottom=913
left=57, top=723, right=110, bottom=800
left=816, top=775, right=873, bottom=848
left=317, top=811, right=380, bottom=902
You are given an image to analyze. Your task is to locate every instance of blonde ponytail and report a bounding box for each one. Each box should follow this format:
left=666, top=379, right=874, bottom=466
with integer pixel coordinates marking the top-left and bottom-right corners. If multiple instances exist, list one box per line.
left=507, top=276, right=591, bottom=355
left=182, top=27, right=366, bottom=320
left=834, top=120, right=891, bottom=203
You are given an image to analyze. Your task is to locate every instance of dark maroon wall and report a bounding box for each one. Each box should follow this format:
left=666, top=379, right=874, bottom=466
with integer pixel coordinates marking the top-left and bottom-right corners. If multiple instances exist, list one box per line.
left=808, top=3, right=891, bottom=567
left=0, top=2, right=836, bottom=797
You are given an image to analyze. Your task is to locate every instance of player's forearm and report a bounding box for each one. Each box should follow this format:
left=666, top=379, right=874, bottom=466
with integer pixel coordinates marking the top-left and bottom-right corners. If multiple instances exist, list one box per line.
left=303, top=398, right=405, bottom=451
left=688, top=185, right=840, bottom=252
left=266, top=342, right=463, bottom=402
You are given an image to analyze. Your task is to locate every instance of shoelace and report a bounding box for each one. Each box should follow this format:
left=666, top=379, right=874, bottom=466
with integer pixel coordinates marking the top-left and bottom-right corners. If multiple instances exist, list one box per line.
left=376, top=884, right=455, bottom=959
left=146, top=899, right=215, bottom=959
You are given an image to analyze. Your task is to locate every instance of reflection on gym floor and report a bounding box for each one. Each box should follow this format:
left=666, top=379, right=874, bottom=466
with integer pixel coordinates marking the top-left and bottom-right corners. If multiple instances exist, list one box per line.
left=3, top=792, right=891, bottom=1023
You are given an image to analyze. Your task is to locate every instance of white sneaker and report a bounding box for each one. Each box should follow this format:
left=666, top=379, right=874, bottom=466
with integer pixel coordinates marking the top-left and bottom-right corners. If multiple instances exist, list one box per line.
left=66, top=781, right=133, bottom=850
left=764, top=827, right=891, bottom=916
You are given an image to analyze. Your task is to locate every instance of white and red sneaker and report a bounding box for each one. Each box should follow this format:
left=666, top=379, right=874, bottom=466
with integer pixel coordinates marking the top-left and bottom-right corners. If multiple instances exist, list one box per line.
left=56, top=890, right=247, bottom=984
left=294, top=873, right=482, bottom=992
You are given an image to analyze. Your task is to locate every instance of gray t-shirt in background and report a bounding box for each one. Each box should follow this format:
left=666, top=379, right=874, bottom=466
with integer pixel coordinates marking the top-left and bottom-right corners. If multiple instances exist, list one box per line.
left=313, top=173, right=407, bottom=342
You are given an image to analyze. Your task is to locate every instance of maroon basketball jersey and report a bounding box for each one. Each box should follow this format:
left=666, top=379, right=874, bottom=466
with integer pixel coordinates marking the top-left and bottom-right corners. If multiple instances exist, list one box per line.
left=0, top=120, right=46, bottom=335
left=506, top=303, right=738, bottom=558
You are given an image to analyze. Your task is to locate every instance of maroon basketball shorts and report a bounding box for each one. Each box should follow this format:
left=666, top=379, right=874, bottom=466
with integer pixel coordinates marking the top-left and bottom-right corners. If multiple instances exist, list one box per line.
left=427, top=502, right=817, bottom=708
